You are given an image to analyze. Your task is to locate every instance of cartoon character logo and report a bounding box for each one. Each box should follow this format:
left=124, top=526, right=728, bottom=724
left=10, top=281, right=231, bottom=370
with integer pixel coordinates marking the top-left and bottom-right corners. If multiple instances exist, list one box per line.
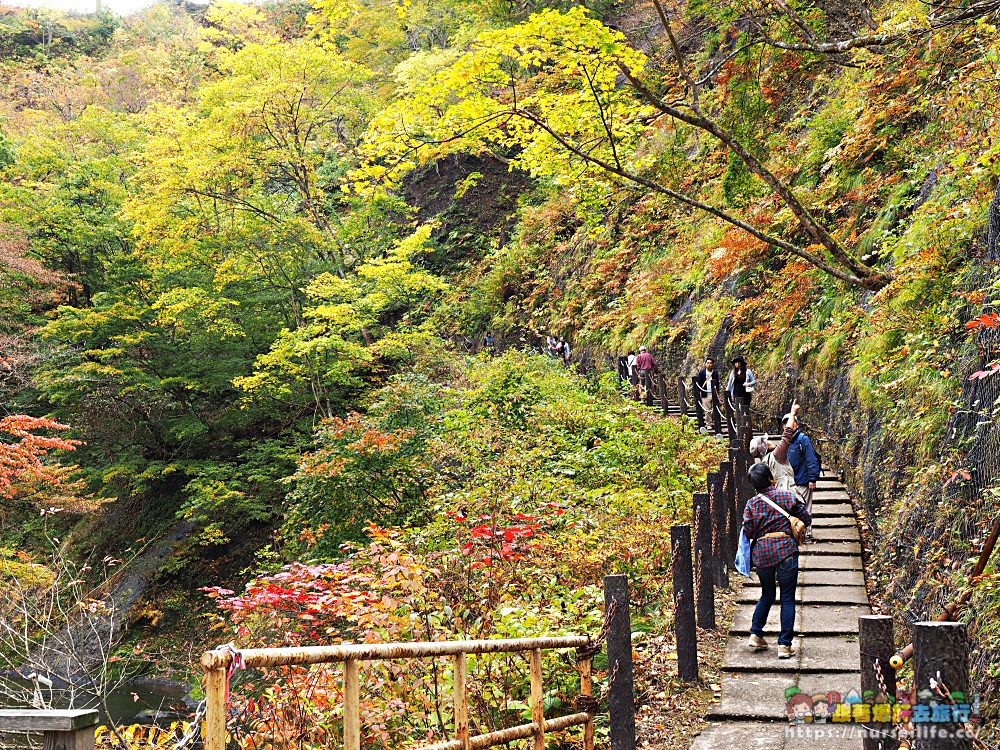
left=811, top=694, right=831, bottom=723
left=785, top=687, right=813, bottom=724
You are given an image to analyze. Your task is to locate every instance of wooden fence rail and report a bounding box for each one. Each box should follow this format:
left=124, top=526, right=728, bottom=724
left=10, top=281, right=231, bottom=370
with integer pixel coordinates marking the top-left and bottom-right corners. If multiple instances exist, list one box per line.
left=0, top=709, right=98, bottom=750
left=202, top=636, right=597, bottom=750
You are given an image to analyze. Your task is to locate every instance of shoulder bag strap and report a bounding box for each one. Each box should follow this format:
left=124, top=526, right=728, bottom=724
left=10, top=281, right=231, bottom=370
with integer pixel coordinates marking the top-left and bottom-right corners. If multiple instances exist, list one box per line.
left=759, top=494, right=791, bottom=519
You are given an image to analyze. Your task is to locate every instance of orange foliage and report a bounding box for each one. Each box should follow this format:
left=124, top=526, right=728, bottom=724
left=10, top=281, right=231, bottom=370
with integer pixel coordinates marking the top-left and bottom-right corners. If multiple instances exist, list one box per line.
left=0, top=415, right=81, bottom=499
left=708, top=227, right=770, bottom=280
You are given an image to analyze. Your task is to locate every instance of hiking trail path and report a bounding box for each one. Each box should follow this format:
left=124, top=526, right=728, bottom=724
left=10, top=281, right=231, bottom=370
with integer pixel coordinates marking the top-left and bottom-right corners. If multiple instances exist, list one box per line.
left=691, top=468, right=870, bottom=750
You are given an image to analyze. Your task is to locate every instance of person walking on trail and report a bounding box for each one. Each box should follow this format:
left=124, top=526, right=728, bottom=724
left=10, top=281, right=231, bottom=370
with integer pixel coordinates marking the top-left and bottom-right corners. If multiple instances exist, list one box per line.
left=547, top=335, right=559, bottom=359
left=726, top=355, right=757, bottom=406
left=743, top=463, right=811, bottom=659
left=483, top=332, right=497, bottom=355
left=749, top=402, right=801, bottom=492
left=635, top=345, right=656, bottom=385
left=694, top=357, right=721, bottom=435
left=559, top=337, right=571, bottom=364
left=786, top=405, right=821, bottom=542
left=626, top=350, right=637, bottom=381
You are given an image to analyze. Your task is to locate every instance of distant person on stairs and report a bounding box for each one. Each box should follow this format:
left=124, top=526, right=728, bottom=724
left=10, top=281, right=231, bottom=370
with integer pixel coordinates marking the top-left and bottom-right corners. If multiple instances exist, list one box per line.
left=749, top=402, right=800, bottom=492
left=726, top=355, right=756, bottom=406
left=694, top=357, right=721, bottom=435
left=743, top=463, right=811, bottom=659
left=786, top=407, right=821, bottom=543
left=634, top=346, right=656, bottom=395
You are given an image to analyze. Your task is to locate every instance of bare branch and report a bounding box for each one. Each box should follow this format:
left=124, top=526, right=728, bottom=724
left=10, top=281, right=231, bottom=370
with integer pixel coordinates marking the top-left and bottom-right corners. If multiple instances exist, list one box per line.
left=651, top=0, right=701, bottom=112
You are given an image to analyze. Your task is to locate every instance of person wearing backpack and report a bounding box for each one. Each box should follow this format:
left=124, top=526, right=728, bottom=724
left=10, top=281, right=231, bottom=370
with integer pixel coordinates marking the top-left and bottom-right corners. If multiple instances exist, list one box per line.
left=743, top=463, right=811, bottom=659
left=786, top=409, right=821, bottom=542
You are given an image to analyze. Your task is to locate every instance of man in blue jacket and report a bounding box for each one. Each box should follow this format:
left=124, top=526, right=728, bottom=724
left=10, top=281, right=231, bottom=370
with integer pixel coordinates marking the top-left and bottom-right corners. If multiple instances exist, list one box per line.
left=787, top=421, right=821, bottom=542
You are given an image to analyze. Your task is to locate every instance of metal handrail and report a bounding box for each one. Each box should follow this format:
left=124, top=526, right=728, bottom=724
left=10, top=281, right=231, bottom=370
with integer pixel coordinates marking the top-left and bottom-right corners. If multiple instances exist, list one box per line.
left=202, top=636, right=596, bottom=750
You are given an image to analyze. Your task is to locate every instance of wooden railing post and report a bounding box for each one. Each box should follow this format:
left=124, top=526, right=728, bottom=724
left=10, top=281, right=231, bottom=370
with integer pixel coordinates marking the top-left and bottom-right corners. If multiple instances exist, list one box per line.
left=529, top=649, right=545, bottom=750
left=720, top=460, right=736, bottom=565
left=658, top=372, right=668, bottom=415
left=859, top=616, right=897, bottom=750
left=344, top=659, right=361, bottom=750
left=708, top=471, right=728, bottom=588
left=670, top=525, right=698, bottom=681
left=693, top=492, right=715, bottom=629
left=579, top=657, right=594, bottom=750
left=203, top=661, right=227, bottom=750
left=453, top=653, right=470, bottom=750
left=913, top=621, right=971, bottom=750
left=603, top=575, right=636, bottom=750
left=677, top=377, right=688, bottom=416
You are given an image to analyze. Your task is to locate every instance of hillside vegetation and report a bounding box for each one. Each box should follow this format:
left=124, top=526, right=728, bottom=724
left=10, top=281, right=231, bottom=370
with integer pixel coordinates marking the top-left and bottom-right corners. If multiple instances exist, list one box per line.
left=1, top=0, right=1000, bottom=745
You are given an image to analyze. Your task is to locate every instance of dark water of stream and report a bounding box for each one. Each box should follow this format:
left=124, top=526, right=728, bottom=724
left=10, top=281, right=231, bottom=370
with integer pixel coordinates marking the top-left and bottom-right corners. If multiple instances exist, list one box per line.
left=2, top=677, right=195, bottom=727
left=103, top=679, right=196, bottom=726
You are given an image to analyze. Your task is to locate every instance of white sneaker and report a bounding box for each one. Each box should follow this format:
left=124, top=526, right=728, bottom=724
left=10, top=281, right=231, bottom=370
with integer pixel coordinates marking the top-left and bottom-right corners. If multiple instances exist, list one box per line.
left=699, top=427, right=708, bottom=434
left=748, top=634, right=768, bottom=651
left=777, top=644, right=797, bottom=659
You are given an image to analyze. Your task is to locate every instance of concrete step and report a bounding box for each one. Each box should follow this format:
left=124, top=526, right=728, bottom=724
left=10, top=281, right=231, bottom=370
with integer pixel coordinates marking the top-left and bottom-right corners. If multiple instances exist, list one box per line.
left=707, top=671, right=862, bottom=721
left=811, top=504, right=854, bottom=517
left=730, top=603, right=870, bottom=636
left=811, top=491, right=851, bottom=502
left=811, top=517, right=856, bottom=528
left=723, top=634, right=862, bottom=674
left=738, top=586, right=868, bottom=605
left=811, top=526, right=860, bottom=543
left=745, top=569, right=864, bottom=587
left=800, top=542, right=861, bottom=556
left=707, top=673, right=796, bottom=720
left=798, top=555, right=862, bottom=571
left=691, top=721, right=864, bottom=750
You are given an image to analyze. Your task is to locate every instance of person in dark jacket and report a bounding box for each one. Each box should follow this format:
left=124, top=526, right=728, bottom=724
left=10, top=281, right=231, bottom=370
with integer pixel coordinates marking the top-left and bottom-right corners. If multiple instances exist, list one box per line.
left=726, top=355, right=757, bottom=405
left=786, top=417, right=821, bottom=542
left=743, top=463, right=811, bottom=659
left=694, top=357, right=721, bottom=434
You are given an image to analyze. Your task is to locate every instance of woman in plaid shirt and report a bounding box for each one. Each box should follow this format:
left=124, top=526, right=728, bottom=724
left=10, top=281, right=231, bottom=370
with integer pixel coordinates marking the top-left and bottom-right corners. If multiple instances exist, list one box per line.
left=743, top=463, right=812, bottom=659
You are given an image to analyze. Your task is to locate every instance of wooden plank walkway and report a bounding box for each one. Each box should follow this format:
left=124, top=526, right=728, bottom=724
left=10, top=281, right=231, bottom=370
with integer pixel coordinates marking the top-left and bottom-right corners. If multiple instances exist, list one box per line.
left=690, top=471, right=869, bottom=749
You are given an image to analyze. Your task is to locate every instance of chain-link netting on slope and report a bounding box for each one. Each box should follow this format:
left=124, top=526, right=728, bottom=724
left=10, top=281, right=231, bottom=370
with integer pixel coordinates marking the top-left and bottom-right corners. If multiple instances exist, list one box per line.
left=947, top=184, right=1000, bottom=507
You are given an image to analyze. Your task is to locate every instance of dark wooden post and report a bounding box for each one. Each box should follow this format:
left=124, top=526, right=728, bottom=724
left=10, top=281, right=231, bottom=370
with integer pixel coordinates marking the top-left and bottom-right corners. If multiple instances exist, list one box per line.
left=670, top=526, right=698, bottom=681
left=677, top=377, right=688, bottom=416
left=643, top=372, right=654, bottom=406
left=708, top=471, right=729, bottom=588
left=860, top=616, right=898, bottom=750
left=719, top=460, right=736, bottom=561
left=658, top=372, right=668, bottom=416
left=0, top=710, right=99, bottom=750
left=693, top=492, right=715, bottom=630
left=912, top=621, right=971, bottom=750
left=603, top=575, right=636, bottom=750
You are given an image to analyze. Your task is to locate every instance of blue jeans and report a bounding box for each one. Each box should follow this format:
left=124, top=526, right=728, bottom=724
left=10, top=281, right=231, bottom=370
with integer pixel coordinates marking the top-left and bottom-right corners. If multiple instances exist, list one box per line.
left=750, top=553, right=799, bottom=646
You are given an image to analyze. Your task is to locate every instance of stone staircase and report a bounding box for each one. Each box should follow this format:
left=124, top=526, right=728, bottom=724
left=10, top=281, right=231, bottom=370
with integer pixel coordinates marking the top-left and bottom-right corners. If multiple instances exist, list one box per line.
left=690, top=470, right=869, bottom=749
